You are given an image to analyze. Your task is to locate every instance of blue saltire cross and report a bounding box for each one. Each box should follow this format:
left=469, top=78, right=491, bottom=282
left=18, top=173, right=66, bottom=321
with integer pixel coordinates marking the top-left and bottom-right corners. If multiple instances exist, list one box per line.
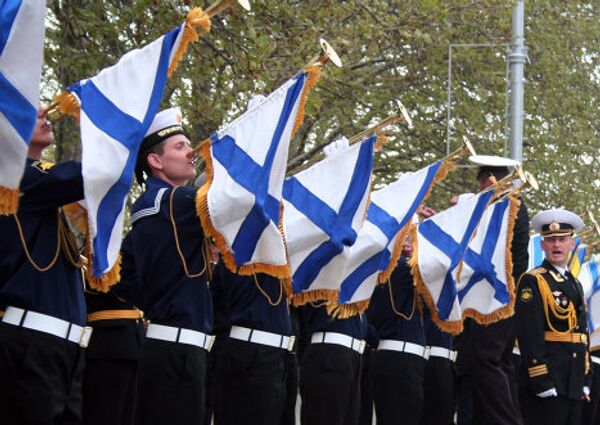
left=67, top=27, right=180, bottom=276
left=337, top=161, right=442, bottom=304
left=211, top=73, right=306, bottom=265
left=417, top=191, right=500, bottom=320
left=0, top=0, right=37, bottom=147
left=283, top=137, right=375, bottom=293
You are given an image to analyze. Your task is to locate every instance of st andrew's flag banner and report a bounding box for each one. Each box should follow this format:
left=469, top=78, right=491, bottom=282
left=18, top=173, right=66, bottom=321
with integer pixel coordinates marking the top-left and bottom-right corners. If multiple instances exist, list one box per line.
left=527, top=233, right=544, bottom=271
left=65, top=23, right=190, bottom=289
left=410, top=189, right=508, bottom=333
left=333, top=159, right=455, bottom=316
left=283, top=136, right=375, bottom=303
left=0, top=0, right=46, bottom=214
left=579, top=256, right=600, bottom=337
left=197, top=66, right=322, bottom=279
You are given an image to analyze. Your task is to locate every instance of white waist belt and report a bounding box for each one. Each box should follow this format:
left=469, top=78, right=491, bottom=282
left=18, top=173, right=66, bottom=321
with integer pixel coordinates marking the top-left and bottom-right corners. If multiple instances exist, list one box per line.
left=229, top=326, right=295, bottom=351
left=2, top=306, right=92, bottom=348
left=512, top=346, right=521, bottom=356
left=591, top=356, right=600, bottom=366
left=311, top=331, right=366, bottom=354
left=146, top=323, right=214, bottom=351
left=428, top=345, right=457, bottom=362
left=378, top=339, right=428, bottom=358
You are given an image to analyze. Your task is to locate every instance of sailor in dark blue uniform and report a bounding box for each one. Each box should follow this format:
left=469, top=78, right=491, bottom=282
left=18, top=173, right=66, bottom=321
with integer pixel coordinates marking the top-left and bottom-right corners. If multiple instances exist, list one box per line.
left=82, top=288, right=145, bottom=425
left=515, top=209, right=591, bottom=425
left=113, top=107, right=214, bottom=425
left=368, top=236, right=427, bottom=425
left=211, top=263, right=294, bottom=425
left=420, top=306, right=457, bottom=425
left=298, top=301, right=368, bottom=425
left=0, top=107, right=90, bottom=424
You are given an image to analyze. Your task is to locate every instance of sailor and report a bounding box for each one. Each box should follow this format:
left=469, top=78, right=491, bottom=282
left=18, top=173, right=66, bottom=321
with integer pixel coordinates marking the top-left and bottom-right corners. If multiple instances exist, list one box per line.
left=456, top=155, right=529, bottom=425
left=211, top=265, right=295, bottom=425
left=515, top=208, right=591, bottom=425
left=367, top=233, right=427, bottom=425
left=0, top=106, right=90, bottom=423
left=113, top=107, right=214, bottom=425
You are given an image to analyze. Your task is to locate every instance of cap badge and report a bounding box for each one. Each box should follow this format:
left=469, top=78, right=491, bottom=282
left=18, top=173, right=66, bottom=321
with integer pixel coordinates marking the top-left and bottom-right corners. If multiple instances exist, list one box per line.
left=549, top=221, right=560, bottom=232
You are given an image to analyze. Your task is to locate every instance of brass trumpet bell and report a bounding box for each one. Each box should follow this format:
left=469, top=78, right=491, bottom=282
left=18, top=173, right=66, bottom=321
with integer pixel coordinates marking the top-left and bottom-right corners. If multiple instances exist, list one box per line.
left=205, top=0, right=251, bottom=17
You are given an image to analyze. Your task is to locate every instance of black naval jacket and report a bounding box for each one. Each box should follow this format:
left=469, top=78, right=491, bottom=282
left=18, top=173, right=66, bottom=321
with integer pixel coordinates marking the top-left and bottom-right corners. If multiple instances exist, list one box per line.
left=0, top=159, right=86, bottom=325
left=367, top=255, right=425, bottom=345
left=515, top=259, right=591, bottom=400
left=115, top=177, right=213, bottom=333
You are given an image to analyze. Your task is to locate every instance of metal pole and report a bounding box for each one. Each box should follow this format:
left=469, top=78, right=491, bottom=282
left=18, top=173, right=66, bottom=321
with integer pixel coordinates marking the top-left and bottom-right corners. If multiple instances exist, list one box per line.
left=508, top=0, right=527, bottom=163
left=446, top=45, right=453, bottom=157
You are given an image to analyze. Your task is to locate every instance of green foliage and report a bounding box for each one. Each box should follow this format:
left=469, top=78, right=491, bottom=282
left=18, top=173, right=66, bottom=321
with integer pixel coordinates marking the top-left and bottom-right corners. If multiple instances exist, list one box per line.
left=43, top=0, right=600, bottom=244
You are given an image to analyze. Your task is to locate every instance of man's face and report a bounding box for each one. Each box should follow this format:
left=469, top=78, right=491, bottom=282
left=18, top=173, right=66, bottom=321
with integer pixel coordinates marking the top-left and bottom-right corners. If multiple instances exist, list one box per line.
left=541, top=235, right=575, bottom=268
left=29, top=107, right=54, bottom=148
left=148, top=134, right=196, bottom=184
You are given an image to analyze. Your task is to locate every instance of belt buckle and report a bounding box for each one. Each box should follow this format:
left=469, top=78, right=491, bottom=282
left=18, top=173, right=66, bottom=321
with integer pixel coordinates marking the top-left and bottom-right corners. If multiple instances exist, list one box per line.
left=424, top=346, right=431, bottom=360
left=581, top=334, right=588, bottom=344
left=287, top=335, right=296, bottom=352
left=79, top=326, right=93, bottom=348
left=206, top=335, right=216, bottom=352
left=357, top=340, right=366, bottom=354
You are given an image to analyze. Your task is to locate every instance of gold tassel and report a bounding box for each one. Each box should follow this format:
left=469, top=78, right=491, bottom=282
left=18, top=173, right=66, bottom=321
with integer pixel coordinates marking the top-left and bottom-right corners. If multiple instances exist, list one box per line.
left=195, top=140, right=291, bottom=279
left=53, top=92, right=81, bottom=122
left=374, top=133, right=388, bottom=152
left=291, top=65, right=322, bottom=140
left=86, top=252, right=122, bottom=293
left=62, top=202, right=88, bottom=235
left=168, top=8, right=211, bottom=77
left=291, top=289, right=338, bottom=307
left=0, top=185, right=19, bottom=215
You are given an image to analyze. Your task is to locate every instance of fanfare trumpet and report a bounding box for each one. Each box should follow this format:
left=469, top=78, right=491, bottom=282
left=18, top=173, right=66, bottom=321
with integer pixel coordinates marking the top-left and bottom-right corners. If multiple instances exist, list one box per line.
left=286, top=101, right=411, bottom=177
left=47, top=0, right=251, bottom=122
left=489, top=165, right=538, bottom=198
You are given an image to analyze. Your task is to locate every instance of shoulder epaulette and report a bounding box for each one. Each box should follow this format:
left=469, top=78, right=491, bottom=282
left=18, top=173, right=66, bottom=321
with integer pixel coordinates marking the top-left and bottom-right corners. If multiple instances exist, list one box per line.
left=32, top=160, right=55, bottom=172
left=528, top=267, right=547, bottom=276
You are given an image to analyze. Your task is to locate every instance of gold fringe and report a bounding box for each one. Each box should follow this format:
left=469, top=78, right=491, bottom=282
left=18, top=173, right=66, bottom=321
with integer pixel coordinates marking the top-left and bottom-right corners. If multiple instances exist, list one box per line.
left=195, top=140, right=291, bottom=279
left=168, top=8, right=211, bottom=77
left=410, top=196, right=522, bottom=334
left=291, top=289, right=338, bottom=307
left=378, top=224, right=413, bottom=284
left=0, top=185, right=19, bottom=215
left=374, top=133, right=389, bottom=152
left=378, top=158, right=456, bottom=284
left=326, top=299, right=370, bottom=319
left=409, top=226, right=464, bottom=334
left=53, top=92, right=80, bottom=122
left=291, top=65, right=322, bottom=140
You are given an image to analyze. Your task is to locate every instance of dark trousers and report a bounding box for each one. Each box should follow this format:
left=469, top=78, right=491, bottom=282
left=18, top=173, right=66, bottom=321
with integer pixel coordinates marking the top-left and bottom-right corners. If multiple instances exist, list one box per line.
left=359, top=349, right=374, bottom=425
left=373, top=350, right=425, bottom=425
left=137, top=338, right=207, bottom=425
left=82, top=359, right=139, bottom=425
left=281, top=352, right=299, bottom=425
left=466, top=318, right=523, bottom=425
left=0, top=323, right=85, bottom=425
left=213, top=337, right=288, bottom=425
left=300, top=343, right=362, bottom=425
left=582, top=360, right=600, bottom=425
left=521, top=390, right=582, bottom=425
left=420, top=357, right=456, bottom=425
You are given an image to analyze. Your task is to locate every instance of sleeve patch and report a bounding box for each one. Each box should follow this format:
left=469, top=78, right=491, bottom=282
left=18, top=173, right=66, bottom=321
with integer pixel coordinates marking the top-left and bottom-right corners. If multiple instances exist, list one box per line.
left=520, top=287, right=533, bottom=302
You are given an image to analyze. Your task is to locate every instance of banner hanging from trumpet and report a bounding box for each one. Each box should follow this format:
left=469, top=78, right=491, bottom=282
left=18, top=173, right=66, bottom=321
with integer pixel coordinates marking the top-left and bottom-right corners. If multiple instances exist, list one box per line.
left=52, top=8, right=212, bottom=290
left=197, top=40, right=338, bottom=278
left=410, top=189, right=499, bottom=333
left=283, top=136, right=375, bottom=303
left=332, top=157, right=457, bottom=317
left=0, top=0, right=46, bottom=214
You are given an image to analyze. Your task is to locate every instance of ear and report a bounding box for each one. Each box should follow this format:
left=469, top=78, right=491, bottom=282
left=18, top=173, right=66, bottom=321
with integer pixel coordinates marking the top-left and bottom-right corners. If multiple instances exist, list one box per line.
left=147, top=152, right=163, bottom=171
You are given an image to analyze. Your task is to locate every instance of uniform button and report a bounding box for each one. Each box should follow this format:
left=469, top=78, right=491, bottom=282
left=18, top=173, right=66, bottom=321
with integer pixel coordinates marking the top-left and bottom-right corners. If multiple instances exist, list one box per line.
left=576, top=325, right=580, bottom=330
left=573, top=353, right=577, bottom=358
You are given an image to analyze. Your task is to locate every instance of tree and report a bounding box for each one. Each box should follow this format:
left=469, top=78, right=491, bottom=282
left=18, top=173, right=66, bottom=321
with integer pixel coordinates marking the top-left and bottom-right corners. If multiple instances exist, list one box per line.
left=43, top=0, right=600, bottom=244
